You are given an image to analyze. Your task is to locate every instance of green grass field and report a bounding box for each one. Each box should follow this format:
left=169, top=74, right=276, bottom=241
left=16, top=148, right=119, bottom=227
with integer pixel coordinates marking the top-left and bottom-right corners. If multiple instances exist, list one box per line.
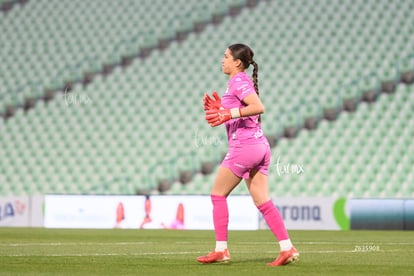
left=0, top=228, right=413, bottom=275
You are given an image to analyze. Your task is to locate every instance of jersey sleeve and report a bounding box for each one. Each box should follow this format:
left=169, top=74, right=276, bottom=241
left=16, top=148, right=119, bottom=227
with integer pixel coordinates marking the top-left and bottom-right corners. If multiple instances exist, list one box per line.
left=232, top=78, right=256, bottom=102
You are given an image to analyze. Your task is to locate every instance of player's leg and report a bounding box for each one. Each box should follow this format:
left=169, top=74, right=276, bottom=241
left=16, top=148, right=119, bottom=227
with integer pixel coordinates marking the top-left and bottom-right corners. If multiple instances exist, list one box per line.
left=246, top=169, right=299, bottom=266
left=245, top=168, right=270, bottom=206
left=210, top=166, right=242, bottom=252
left=211, top=165, right=242, bottom=197
left=197, top=166, right=242, bottom=263
left=246, top=169, right=291, bottom=242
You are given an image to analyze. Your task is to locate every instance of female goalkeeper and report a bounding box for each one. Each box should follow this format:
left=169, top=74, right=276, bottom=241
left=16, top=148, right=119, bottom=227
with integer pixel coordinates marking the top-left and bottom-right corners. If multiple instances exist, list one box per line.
left=197, top=43, right=299, bottom=266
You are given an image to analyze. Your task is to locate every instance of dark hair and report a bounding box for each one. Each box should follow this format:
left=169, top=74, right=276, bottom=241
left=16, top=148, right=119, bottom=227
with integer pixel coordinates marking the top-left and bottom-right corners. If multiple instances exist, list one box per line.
left=228, top=43, right=259, bottom=96
left=228, top=43, right=261, bottom=122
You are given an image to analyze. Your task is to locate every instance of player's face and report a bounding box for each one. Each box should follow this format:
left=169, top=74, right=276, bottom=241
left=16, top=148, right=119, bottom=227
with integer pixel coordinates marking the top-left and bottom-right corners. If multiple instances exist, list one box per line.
left=221, top=48, right=240, bottom=76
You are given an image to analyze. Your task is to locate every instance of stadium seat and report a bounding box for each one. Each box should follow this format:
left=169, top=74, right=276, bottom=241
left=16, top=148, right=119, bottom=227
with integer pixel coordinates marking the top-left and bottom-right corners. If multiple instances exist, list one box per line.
left=0, top=0, right=413, bottom=199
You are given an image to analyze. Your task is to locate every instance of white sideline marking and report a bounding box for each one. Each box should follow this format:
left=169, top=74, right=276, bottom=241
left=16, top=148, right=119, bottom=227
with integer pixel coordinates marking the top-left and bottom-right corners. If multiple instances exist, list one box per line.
left=297, top=241, right=414, bottom=245
left=1, top=251, right=203, bottom=257
left=1, top=241, right=412, bottom=257
left=1, top=241, right=413, bottom=248
left=3, top=249, right=413, bottom=257
left=2, top=241, right=413, bottom=247
left=238, top=241, right=414, bottom=245
left=0, top=250, right=389, bottom=257
left=0, top=242, right=155, bottom=247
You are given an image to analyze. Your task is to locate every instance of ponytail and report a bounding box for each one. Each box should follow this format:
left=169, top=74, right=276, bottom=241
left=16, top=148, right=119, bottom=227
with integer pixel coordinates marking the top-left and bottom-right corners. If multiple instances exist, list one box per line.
left=251, top=60, right=261, bottom=122
left=251, top=60, right=259, bottom=97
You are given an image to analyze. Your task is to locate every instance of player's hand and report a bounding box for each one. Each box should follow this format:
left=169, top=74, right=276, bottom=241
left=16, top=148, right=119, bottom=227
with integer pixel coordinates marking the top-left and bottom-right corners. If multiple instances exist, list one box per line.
left=205, top=109, right=231, bottom=127
left=205, top=108, right=241, bottom=127
left=203, top=91, right=221, bottom=111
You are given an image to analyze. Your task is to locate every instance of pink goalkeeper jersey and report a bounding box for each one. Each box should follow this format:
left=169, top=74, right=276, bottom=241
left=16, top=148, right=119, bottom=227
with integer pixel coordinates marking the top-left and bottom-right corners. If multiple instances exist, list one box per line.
left=221, top=71, right=266, bottom=146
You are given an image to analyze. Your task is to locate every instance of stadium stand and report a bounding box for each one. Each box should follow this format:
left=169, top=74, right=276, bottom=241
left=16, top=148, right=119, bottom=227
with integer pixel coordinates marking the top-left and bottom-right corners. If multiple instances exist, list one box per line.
left=0, top=0, right=243, bottom=116
left=167, top=84, right=414, bottom=198
left=0, top=0, right=27, bottom=13
left=0, top=0, right=413, bottom=198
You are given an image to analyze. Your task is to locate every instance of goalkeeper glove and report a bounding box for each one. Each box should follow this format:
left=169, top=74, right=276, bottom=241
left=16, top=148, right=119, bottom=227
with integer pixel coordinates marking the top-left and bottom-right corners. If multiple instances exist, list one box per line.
left=205, top=108, right=241, bottom=127
left=203, top=91, right=222, bottom=111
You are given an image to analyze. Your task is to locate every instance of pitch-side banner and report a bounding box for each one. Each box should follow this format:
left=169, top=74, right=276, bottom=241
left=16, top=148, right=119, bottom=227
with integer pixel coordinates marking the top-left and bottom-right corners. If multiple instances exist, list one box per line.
left=268, top=197, right=350, bottom=230
left=0, top=196, right=30, bottom=227
left=44, top=195, right=259, bottom=230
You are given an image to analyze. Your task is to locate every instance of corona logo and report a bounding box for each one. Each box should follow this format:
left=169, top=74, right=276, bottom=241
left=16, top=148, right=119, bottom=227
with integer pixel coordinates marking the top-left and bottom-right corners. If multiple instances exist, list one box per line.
left=276, top=204, right=321, bottom=221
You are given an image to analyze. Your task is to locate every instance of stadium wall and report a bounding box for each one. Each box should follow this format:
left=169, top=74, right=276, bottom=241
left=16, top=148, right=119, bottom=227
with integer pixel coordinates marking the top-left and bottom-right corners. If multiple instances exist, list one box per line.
left=350, top=199, right=414, bottom=230
left=1, top=196, right=413, bottom=230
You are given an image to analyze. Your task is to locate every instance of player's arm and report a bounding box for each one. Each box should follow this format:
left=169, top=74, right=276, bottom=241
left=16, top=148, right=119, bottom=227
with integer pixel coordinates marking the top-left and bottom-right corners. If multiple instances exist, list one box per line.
left=205, top=93, right=264, bottom=127
left=239, top=92, right=265, bottom=117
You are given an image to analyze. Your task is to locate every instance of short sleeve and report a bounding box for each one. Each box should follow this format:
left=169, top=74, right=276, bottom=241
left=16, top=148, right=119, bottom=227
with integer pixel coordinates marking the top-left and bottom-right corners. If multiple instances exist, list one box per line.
left=232, top=77, right=256, bottom=102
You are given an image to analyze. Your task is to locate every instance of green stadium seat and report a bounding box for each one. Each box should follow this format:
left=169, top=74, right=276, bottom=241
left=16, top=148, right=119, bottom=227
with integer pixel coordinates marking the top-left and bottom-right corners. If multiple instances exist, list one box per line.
left=1, top=0, right=413, bottom=198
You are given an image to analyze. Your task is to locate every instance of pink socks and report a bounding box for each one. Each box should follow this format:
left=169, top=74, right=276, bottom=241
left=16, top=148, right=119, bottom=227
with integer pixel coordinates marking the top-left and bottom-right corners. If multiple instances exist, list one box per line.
left=211, top=196, right=291, bottom=251
left=211, top=195, right=229, bottom=242
left=257, top=200, right=289, bottom=241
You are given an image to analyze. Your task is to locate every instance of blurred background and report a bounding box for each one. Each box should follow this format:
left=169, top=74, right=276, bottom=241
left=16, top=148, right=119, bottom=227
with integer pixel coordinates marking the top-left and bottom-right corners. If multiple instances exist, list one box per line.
left=0, top=0, right=413, bottom=199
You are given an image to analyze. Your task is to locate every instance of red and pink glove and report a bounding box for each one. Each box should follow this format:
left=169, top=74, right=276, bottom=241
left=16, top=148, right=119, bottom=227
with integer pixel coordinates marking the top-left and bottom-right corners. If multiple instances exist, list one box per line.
left=205, top=107, right=241, bottom=127
left=203, top=91, right=241, bottom=127
left=203, top=91, right=222, bottom=111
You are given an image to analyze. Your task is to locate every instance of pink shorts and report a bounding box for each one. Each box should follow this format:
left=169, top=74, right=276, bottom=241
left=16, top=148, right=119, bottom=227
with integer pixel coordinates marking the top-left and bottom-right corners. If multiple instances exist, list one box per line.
left=221, top=142, right=271, bottom=179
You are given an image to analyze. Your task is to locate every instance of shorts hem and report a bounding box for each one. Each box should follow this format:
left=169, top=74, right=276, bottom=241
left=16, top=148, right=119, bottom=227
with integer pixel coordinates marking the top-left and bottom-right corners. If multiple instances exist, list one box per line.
left=220, top=164, right=245, bottom=179
left=220, top=164, right=269, bottom=179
